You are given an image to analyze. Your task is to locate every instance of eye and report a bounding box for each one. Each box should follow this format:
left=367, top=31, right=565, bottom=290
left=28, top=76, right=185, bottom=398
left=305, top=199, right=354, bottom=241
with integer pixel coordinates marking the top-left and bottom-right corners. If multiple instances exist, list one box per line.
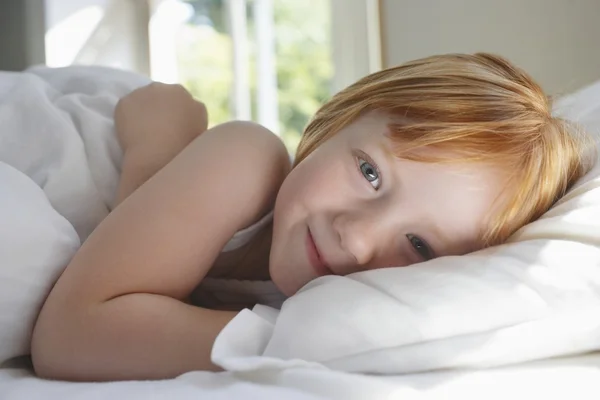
left=406, top=234, right=434, bottom=261
left=358, top=157, right=381, bottom=190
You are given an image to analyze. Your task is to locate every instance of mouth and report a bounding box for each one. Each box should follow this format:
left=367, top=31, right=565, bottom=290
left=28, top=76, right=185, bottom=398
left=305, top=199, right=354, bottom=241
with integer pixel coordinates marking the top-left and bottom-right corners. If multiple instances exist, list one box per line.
left=306, top=227, right=334, bottom=277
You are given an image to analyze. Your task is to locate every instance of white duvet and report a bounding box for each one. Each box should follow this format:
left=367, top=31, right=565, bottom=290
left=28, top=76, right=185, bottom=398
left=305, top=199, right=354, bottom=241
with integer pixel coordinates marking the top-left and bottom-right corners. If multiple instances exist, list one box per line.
left=0, top=66, right=600, bottom=399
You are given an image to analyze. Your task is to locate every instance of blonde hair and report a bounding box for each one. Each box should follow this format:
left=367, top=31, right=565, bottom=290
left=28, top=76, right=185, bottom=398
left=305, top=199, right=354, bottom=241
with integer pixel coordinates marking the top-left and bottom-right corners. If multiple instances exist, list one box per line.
left=295, top=53, right=595, bottom=246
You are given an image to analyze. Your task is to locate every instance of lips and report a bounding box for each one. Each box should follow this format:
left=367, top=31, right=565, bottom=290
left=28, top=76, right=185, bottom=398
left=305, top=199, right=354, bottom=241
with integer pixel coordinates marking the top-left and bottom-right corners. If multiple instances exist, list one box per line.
left=306, top=228, right=334, bottom=277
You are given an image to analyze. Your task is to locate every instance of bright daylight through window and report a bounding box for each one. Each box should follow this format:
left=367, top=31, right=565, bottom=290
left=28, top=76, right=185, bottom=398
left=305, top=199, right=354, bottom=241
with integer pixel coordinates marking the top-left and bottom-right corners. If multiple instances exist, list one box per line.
left=154, top=0, right=333, bottom=152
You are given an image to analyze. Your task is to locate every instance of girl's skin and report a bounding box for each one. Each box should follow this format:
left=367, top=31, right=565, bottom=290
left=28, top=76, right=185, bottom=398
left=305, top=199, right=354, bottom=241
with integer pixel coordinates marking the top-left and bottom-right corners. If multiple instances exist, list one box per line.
left=31, top=83, right=506, bottom=381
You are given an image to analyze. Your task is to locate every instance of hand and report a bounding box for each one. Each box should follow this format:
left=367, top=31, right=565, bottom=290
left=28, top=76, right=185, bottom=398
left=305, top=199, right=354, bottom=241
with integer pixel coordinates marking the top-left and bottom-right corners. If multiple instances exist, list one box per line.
left=115, top=82, right=208, bottom=157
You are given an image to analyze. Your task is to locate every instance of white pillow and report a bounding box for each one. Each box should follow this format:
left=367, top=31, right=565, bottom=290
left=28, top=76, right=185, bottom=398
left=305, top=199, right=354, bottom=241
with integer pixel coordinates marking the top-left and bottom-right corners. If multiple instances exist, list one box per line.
left=0, top=163, right=80, bottom=364
left=213, top=80, right=600, bottom=374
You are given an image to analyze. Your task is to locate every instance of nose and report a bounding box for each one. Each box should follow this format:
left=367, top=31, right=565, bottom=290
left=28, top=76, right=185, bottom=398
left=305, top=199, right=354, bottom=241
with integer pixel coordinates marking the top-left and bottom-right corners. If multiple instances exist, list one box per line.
left=334, top=208, right=390, bottom=267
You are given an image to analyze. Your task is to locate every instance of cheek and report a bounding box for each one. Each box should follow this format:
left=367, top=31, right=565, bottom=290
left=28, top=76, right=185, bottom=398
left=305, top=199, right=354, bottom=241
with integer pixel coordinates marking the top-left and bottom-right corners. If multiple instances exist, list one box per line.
left=272, top=148, right=352, bottom=247
left=273, top=168, right=307, bottom=220
left=271, top=165, right=314, bottom=248
left=278, top=158, right=334, bottom=210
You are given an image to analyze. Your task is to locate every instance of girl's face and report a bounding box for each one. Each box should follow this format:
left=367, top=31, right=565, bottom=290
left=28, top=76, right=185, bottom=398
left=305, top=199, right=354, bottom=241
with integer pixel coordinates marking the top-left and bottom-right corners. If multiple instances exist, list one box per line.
left=270, top=111, right=507, bottom=296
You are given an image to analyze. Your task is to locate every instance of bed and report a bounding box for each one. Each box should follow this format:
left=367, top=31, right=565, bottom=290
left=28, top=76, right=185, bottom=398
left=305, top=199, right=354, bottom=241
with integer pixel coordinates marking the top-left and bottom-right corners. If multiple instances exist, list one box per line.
left=2, top=352, right=600, bottom=399
left=1, top=66, right=600, bottom=399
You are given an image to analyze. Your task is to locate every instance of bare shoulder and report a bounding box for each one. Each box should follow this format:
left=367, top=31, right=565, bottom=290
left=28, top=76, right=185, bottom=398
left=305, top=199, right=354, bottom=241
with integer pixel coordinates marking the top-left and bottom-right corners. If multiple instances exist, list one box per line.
left=201, top=121, right=290, bottom=220
left=209, top=120, right=289, bottom=167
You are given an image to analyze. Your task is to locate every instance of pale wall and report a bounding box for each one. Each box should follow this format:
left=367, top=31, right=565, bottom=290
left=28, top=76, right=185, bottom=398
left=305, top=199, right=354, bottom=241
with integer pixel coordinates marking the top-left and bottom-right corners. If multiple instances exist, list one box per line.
left=380, top=0, right=600, bottom=95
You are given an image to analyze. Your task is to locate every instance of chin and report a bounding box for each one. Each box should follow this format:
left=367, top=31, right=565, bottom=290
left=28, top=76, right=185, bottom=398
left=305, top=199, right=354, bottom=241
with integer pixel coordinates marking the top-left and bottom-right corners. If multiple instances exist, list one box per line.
left=269, top=263, right=300, bottom=297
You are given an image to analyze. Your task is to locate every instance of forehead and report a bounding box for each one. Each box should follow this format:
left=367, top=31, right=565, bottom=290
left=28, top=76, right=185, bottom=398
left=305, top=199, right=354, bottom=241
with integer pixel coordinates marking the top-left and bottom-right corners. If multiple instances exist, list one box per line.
left=336, top=111, right=395, bottom=142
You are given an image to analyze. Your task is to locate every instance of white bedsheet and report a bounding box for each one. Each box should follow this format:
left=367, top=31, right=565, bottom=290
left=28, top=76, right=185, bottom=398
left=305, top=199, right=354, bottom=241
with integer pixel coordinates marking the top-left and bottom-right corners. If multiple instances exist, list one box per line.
left=2, top=352, right=600, bottom=399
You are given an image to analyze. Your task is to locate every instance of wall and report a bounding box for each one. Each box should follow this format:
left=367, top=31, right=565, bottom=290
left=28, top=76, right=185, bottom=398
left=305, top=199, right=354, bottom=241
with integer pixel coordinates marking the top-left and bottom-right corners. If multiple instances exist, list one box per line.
left=0, top=0, right=46, bottom=71
left=44, top=0, right=150, bottom=74
left=380, top=0, right=600, bottom=95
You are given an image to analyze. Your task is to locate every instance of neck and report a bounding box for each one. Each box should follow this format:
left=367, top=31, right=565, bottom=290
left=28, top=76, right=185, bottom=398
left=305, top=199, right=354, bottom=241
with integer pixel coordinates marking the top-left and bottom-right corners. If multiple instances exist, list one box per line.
left=228, top=222, right=273, bottom=281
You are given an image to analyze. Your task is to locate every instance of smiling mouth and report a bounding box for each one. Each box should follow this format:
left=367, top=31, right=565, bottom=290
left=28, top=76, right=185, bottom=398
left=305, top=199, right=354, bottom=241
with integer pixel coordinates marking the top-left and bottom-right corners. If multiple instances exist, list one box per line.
left=306, top=228, right=334, bottom=277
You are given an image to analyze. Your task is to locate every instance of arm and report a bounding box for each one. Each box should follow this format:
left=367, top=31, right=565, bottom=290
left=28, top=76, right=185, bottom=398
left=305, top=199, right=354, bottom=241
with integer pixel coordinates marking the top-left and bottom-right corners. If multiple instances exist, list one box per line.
left=115, top=145, right=201, bottom=206
left=31, top=121, right=289, bottom=381
left=113, top=83, right=209, bottom=205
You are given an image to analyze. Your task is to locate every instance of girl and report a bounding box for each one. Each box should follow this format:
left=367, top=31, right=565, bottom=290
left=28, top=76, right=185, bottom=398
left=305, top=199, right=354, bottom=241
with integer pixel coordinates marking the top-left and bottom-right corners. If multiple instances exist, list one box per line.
left=31, top=53, right=593, bottom=381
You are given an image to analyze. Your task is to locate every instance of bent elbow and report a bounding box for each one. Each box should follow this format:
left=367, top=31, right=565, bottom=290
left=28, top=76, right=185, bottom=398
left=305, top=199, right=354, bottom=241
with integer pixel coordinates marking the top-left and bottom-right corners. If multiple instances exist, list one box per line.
left=31, top=325, right=69, bottom=380
left=31, top=307, right=82, bottom=381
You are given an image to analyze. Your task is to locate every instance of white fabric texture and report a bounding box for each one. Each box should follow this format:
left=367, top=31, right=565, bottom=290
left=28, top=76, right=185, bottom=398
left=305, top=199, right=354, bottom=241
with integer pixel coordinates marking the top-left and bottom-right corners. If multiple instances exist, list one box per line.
left=0, top=163, right=79, bottom=363
left=2, top=351, right=600, bottom=399
left=211, top=79, right=600, bottom=374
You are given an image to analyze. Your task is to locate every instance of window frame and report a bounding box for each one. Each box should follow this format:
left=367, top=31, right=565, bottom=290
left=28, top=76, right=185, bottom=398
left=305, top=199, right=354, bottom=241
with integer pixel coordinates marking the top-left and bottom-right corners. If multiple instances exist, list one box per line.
left=330, top=0, right=383, bottom=93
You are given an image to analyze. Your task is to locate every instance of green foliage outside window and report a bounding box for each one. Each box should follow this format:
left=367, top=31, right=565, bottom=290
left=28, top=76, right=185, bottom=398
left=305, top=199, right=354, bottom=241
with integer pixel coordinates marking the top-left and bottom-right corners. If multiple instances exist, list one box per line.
left=176, top=0, right=333, bottom=153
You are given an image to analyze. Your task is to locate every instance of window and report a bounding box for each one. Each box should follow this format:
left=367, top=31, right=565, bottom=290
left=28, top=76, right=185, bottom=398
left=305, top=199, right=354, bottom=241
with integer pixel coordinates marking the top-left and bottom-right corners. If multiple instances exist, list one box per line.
left=151, top=0, right=333, bottom=152
left=44, top=0, right=382, bottom=153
